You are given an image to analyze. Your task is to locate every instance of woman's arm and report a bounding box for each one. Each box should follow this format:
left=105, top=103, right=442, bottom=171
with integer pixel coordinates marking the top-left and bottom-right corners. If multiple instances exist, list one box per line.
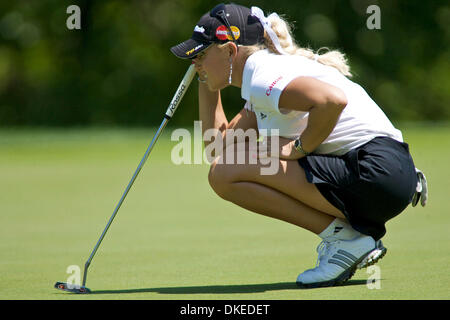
left=198, top=81, right=257, bottom=149
left=278, top=76, right=348, bottom=154
left=198, top=82, right=227, bottom=146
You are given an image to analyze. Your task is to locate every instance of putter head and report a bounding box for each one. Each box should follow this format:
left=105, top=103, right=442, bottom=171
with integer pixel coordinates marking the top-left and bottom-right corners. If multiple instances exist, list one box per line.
left=54, top=282, right=91, bottom=294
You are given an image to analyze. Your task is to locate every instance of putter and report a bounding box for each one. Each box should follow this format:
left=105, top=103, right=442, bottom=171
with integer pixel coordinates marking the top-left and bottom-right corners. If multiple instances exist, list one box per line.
left=54, top=64, right=196, bottom=294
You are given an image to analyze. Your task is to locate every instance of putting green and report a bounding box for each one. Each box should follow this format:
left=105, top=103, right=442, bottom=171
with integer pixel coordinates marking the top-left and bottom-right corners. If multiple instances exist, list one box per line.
left=0, top=125, right=449, bottom=300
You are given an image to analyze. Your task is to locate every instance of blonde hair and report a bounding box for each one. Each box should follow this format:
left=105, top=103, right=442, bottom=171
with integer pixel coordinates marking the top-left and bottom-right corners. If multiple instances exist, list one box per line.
left=243, top=14, right=352, bottom=77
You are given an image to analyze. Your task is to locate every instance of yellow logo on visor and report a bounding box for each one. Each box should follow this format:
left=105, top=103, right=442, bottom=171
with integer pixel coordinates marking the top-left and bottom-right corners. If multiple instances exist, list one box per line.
left=228, top=26, right=240, bottom=41
left=185, top=44, right=205, bottom=56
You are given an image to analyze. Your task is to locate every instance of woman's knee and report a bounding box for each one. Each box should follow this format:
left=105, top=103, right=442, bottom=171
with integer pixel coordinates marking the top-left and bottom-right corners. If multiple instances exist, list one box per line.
left=208, top=159, right=233, bottom=200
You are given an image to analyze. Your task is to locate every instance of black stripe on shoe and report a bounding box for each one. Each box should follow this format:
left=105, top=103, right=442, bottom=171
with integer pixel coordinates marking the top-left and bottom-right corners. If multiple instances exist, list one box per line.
left=328, top=258, right=350, bottom=270
left=337, top=249, right=358, bottom=262
left=331, top=254, right=355, bottom=268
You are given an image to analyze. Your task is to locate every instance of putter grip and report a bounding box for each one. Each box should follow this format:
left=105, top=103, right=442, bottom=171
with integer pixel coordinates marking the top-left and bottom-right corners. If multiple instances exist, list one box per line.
left=165, top=64, right=196, bottom=119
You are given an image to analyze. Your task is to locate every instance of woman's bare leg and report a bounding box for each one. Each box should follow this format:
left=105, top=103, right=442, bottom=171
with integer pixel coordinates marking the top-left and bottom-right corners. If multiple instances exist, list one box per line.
left=208, top=148, right=347, bottom=235
left=220, top=180, right=335, bottom=234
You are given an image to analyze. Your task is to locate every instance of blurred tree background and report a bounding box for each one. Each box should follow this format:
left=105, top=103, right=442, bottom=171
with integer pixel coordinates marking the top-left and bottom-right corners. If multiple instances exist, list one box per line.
left=0, top=0, right=448, bottom=128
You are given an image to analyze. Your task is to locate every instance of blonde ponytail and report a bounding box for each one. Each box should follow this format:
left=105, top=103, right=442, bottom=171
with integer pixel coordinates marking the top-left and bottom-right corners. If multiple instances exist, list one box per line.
left=244, top=13, right=352, bottom=77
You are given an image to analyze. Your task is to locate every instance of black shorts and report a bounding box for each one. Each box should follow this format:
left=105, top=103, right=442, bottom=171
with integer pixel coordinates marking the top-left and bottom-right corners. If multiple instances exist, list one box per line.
left=298, top=136, right=417, bottom=241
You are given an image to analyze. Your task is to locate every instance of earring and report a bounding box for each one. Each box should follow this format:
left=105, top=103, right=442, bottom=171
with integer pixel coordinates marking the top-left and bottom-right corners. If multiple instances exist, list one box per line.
left=228, top=57, right=233, bottom=84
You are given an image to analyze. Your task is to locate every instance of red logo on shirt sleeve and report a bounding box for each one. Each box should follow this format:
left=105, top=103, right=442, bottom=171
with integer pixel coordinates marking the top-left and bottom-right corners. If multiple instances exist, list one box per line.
left=265, top=76, right=283, bottom=96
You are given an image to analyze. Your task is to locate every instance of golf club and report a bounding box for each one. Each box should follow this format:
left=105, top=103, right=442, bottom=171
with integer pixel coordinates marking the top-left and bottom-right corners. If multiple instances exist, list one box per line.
left=54, top=64, right=197, bottom=294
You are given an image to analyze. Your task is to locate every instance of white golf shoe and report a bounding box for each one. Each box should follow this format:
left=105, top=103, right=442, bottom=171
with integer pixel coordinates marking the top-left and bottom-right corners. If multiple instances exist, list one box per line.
left=357, top=240, right=387, bottom=269
left=296, top=235, right=376, bottom=288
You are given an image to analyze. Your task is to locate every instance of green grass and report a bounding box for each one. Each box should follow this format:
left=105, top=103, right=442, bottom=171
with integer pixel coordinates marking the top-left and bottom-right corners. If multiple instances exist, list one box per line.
left=0, top=124, right=449, bottom=300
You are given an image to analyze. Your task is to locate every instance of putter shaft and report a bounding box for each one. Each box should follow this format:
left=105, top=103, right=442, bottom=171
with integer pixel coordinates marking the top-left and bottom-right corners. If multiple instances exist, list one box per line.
left=81, top=64, right=196, bottom=287
left=82, top=118, right=169, bottom=287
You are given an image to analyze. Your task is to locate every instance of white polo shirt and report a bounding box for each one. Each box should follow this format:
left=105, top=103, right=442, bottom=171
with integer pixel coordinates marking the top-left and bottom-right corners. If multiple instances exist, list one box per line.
left=241, top=49, right=403, bottom=155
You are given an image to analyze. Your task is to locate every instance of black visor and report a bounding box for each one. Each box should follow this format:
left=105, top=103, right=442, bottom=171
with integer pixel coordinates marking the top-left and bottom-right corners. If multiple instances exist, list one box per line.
left=170, top=3, right=264, bottom=59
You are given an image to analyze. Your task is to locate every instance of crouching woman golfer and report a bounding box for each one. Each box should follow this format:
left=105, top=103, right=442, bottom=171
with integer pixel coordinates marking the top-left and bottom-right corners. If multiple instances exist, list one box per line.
left=171, top=3, right=427, bottom=288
